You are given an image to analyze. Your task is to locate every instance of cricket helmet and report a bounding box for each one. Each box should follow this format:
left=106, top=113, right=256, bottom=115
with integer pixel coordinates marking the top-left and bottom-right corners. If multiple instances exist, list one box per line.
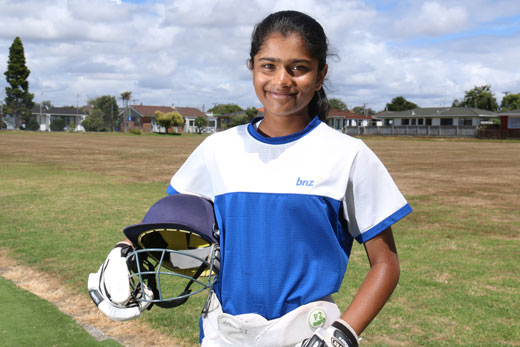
left=123, top=194, right=219, bottom=308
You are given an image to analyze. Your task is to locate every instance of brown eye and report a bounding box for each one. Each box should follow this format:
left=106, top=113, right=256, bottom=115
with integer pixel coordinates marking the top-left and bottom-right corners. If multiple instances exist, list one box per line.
left=291, top=65, right=309, bottom=75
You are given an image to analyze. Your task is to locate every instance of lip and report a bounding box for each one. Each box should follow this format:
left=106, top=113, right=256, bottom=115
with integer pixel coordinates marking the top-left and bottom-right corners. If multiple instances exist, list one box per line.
left=266, top=90, right=297, bottom=99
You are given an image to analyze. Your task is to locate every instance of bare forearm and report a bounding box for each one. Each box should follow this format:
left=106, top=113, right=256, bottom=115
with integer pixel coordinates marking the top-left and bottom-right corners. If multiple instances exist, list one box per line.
left=340, top=227, right=400, bottom=335
left=341, top=259, right=399, bottom=334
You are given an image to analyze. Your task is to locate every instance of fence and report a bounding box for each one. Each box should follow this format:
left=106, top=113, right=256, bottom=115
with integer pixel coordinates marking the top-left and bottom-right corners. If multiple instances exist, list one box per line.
left=344, top=125, right=478, bottom=137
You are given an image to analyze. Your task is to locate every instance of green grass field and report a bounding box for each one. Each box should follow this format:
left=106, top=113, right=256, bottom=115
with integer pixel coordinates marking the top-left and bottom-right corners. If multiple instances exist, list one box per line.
left=0, top=276, right=121, bottom=346
left=0, top=131, right=519, bottom=346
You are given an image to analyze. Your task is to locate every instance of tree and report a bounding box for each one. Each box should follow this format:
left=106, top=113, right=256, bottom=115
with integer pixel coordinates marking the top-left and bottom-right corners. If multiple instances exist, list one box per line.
left=195, top=115, right=208, bottom=134
left=208, top=103, right=243, bottom=115
left=229, top=114, right=250, bottom=128
left=245, top=106, right=259, bottom=120
left=26, top=117, right=39, bottom=131
left=89, top=95, right=119, bottom=131
left=329, top=98, right=348, bottom=111
left=50, top=118, right=66, bottom=132
left=452, top=85, right=498, bottom=111
left=155, top=111, right=174, bottom=134
left=4, top=37, right=34, bottom=128
left=352, top=106, right=375, bottom=116
left=500, top=93, right=520, bottom=111
left=171, top=111, right=184, bottom=133
left=0, top=99, right=4, bottom=128
left=386, top=96, right=418, bottom=112
left=155, top=111, right=184, bottom=134
left=120, top=91, right=132, bottom=107
left=120, top=91, right=132, bottom=132
left=82, top=109, right=106, bottom=132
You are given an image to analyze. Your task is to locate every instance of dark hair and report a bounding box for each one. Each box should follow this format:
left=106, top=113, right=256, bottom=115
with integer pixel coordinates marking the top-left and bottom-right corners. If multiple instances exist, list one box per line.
left=249, top=10, right=330, bottom=121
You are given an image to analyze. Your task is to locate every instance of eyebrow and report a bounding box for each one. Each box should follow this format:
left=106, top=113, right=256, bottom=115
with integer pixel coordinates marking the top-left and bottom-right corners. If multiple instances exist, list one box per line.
left=258, top=57, right=313, bottom=64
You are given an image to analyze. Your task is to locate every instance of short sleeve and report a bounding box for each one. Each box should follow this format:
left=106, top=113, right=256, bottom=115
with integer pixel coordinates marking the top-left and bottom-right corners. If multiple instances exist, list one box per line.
left=342, top=141, right=412, bottom=243
left=166, top=137, right=214, bottom=200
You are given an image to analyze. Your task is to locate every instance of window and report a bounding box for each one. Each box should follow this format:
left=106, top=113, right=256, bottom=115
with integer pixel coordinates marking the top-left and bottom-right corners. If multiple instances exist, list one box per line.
left=402, top=119, right=410, bottom=125
left=440, top=118, right=453, bottom=126
left=189, top=120, right=195, bottom=126
left=411, top=119, right=416, bottom=125
left=508, top=117, right=520, bottom=129
left=418, top=118, right=424, bottom=125
left=426, top=118, right=432, bottom=126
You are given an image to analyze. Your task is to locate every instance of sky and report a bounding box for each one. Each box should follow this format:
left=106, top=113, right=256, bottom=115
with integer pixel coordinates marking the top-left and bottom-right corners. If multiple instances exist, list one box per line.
left=1, top=0, right=519, bottom=112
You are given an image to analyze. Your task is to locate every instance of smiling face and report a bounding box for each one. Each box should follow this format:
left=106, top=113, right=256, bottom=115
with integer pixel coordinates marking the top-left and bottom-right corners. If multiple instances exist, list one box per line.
left=251, top=33, right=327, bottom=123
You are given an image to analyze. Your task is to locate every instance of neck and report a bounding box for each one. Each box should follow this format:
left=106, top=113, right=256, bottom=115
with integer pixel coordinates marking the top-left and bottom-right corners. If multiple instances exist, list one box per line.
left=258, top=113, right=312, bottom=137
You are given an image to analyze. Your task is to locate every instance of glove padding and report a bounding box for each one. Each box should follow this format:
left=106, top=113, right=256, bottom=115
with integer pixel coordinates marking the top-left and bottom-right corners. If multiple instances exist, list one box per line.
left=297, top=319, right=359, bottom=347
left=88, top=242, right=153, bottom=321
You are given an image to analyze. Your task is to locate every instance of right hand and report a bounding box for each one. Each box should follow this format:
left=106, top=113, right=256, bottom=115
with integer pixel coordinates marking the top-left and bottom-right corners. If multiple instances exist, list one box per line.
left=87, top=242, right=153, bottom=321
left=296, top=319, right=359, bottom=347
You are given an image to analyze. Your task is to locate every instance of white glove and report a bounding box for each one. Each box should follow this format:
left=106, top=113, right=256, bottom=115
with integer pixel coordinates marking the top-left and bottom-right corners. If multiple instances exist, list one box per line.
left=297, top=319, right=359, bottom=347
left=88, top=242, right=153, bottom=321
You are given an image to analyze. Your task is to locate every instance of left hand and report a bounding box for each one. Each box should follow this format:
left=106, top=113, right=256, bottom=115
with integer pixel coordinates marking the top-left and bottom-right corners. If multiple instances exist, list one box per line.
left=296, top=319, right=359, bottom=347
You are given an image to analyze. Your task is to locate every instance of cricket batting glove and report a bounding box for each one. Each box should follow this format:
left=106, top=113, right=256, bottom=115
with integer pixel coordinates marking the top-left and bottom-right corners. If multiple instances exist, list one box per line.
left=297, top=319, right=359, bottom=347
left=88, top=241, right=153, bottom=322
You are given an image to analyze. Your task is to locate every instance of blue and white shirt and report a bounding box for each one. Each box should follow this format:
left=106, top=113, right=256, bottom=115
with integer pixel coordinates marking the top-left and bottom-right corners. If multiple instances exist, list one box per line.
left=168, top=116, right=411, bottom=320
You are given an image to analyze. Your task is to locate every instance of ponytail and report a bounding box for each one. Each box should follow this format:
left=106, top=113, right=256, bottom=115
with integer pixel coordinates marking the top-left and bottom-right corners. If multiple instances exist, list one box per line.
left=309, top=88, right=329, bottom=122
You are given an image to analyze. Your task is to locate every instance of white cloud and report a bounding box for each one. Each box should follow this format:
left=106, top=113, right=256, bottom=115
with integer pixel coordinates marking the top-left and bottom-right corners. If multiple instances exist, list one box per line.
left=395, top=2, right=469, bottom=37
left=0, top=0, right=519, bottom=110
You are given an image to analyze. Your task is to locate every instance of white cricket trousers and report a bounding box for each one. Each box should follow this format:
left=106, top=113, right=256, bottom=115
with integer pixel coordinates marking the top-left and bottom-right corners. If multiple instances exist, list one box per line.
left=201, top=292, right=341, bottom=347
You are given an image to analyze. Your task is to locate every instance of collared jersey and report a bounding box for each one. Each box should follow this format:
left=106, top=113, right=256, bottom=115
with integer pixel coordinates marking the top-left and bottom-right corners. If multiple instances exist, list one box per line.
left=168, top=116, right=411, bottom=320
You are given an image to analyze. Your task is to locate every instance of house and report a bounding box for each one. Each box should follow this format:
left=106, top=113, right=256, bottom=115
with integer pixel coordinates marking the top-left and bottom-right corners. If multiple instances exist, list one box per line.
left=124, top=105, right=178, bottom=133
left=32, top=105, right=88, bottom=131
left=121, top=105, right=216, bottom=133
left=176, top=106, right=216, bottom=133
left=326, top=109, right=374, bottom=130
left=498, top=109, right=520, bottom=137
left=359, top=107, right=499, bottom=137
left=375, top=107, right=496, bottom=127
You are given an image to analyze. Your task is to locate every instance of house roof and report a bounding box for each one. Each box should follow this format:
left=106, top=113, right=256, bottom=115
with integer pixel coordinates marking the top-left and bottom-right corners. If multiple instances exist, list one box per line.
left=131, top=105, right=176, bottom=118
left=499, top=109, right=520, bottom=116
left=32, top=104, right=50, bottom=113
left=326, top=109, right=371, bottom=120
left=175, top=107, right=205, bottom=118
left=375, top=107, right=496, bottom=118
left=32, top=105, right=87, bottom=116
left=49, top=106, right=87, bottom=116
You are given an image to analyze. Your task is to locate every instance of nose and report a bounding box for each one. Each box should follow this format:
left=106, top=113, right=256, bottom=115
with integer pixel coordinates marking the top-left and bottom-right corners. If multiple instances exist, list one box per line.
left=274, top=68, right=292, bottom=87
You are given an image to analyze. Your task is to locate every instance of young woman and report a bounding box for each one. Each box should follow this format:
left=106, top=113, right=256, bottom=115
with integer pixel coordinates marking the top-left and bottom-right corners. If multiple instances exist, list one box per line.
left=92, top=10, right=411, bottom=347
left=166, top=10, right=412, bottom=346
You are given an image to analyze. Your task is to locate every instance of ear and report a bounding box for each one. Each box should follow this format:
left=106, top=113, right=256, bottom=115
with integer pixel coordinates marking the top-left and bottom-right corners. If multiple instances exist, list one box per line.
left=249, top=59, right=255, bottom=81
left=316, top=64, right=328, bottom=91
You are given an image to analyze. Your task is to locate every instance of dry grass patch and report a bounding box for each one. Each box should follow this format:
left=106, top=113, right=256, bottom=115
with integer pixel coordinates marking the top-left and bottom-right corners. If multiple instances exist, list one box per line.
left=0, top=132, right=205, bottom=184
left=365, top=137, right=520, bottom=210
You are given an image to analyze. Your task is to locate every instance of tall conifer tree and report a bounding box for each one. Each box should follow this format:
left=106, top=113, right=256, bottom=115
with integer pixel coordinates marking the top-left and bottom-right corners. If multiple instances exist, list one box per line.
left=4, top=37, right=34, bottom=128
